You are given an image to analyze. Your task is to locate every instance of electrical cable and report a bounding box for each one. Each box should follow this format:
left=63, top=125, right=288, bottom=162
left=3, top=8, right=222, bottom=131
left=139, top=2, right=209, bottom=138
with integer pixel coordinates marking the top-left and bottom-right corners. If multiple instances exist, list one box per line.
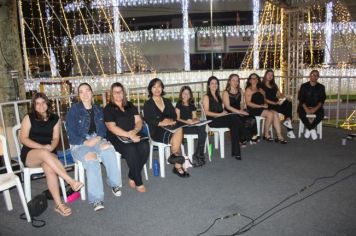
left=195, top=162, right=356, bottom=236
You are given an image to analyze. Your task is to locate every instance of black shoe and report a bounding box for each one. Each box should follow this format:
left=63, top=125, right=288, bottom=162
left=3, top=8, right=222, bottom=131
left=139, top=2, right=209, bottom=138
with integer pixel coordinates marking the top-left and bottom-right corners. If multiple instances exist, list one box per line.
left=234, top=155, right=242, bottom=160
left=167, top=154, right=185, bottom=164
left=192, top=155, right=203, bottom=168
left=250, top=136, right=260, bottom=144
left=172, top=167, right=190, bottom=178
left=275, top=138, right=287, bottom=144
left=263, top=136, right=274, bottom=142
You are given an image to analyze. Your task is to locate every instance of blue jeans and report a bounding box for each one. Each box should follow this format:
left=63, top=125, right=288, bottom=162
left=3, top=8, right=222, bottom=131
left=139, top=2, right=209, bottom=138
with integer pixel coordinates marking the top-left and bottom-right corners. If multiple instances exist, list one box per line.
left=71, top=140, right=122, bottom=204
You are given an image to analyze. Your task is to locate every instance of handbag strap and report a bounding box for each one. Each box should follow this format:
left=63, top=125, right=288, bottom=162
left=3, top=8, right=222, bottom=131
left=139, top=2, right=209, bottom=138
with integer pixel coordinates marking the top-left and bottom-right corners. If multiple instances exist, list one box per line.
left=20, top=213, right=46, bottom=228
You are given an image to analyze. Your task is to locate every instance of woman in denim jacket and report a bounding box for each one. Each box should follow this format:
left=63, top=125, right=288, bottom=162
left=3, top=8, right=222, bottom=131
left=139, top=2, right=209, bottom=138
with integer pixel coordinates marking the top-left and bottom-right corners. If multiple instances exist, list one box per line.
left=66, top=83, right=122, bottom=212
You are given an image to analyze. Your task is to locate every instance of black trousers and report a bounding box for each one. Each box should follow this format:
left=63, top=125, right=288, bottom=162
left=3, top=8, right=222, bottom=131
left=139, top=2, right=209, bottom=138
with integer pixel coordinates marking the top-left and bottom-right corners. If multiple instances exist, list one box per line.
left=297, top=107, right=324, bottom=130
left=239, top=115, right=258, bottom=141
left=269, top=100, right=293, bottom=119
left=110, top=138, right=149, bottom=186
left=209, top=114, right=242, bottom=156
left=183, top=125, right=207, bottom=148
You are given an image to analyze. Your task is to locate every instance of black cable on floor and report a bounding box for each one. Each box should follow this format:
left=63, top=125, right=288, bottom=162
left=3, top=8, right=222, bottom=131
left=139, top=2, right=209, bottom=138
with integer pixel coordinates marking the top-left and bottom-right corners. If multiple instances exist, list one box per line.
left=195, top=162, right=356, bottom=236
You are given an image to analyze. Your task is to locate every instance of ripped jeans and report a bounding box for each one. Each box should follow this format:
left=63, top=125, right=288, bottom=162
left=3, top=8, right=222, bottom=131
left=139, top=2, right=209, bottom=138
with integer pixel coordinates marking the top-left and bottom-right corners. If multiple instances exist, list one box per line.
left=71, top=139, right=122, bottom=204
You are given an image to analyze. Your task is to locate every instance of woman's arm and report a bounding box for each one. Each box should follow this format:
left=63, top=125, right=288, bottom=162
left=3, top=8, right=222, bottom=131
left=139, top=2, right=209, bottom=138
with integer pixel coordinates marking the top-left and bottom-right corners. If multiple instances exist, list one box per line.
left=245, top=88, right=266, bottom=108
left=49, top=120, right=60, bottom=151
left=19, top=115, right=46, bottom=149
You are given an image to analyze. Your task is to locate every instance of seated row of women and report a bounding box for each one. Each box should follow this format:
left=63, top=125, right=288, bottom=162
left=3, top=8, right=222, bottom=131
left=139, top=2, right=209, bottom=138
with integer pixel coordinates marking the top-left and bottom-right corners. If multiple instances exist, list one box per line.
left=19, top=69, right=294, bottom=214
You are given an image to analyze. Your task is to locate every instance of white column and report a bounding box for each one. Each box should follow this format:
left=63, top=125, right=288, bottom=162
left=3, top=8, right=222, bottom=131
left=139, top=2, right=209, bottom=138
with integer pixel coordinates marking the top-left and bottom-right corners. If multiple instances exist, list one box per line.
left=324, top=1, right=333, bottom=65
left=112, top=0, right=122, bottom=73
left=253, top=0, right=260, bottom=69
left=182, top=0, right=190, bottom=71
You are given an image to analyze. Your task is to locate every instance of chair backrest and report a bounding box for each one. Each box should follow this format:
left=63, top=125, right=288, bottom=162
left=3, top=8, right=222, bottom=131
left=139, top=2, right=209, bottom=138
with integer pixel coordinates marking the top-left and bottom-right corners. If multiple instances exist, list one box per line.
left=0, top=135, right=13, bottom=174
left=12, top=124, right=25, bottom=169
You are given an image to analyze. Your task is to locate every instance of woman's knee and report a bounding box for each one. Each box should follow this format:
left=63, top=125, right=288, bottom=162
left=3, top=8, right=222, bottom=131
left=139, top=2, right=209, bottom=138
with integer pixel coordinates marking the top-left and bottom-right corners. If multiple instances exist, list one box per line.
left=84, top=152, right=98, bottom=161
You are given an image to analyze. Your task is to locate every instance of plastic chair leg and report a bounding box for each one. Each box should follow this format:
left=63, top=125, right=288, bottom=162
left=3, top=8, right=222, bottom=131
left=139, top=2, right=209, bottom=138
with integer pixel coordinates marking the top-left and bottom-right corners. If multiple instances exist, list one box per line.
left=3, top=189, right=13, bottom=211
left=16, top=178, right=31, bottom=222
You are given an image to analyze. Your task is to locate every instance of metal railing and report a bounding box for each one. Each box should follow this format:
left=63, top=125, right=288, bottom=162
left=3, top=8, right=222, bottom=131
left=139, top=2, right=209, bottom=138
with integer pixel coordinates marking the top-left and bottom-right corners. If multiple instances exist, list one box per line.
left=1, top=75, right=355, bottom=167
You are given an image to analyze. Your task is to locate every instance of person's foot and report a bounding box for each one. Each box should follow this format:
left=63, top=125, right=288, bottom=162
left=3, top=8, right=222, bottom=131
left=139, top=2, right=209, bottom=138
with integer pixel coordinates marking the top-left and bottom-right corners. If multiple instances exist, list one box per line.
left=167, top=154, right=185, bottom=164
left=172, top=167, right=190, bottom=178
left=240, top=141, right=247, bottom=148
left=70, top=181, right=84, bottom=192
left=287, top=130, right=296, bottom=139
left=93, top=201, right=104, bottom=212
left=112, top=186, right=122, bottom=197
left=54, top=203, right=72, bottom=217
left=263, top=136, right=274, bottom=142
left=234, top=155, right=242, bottom=160
left=283, top=119, right=293, bottom=129
left=128, top=179, right=136, bottom=188
left=304, top=129, right=311, bottom=139
left=136, top=185, right=146, bottom=193
left=310, top=129, right=318, bottom=140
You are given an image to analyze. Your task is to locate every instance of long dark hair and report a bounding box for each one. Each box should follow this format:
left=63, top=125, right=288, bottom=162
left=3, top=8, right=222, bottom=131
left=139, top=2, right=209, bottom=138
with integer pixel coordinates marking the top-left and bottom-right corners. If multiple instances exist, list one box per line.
left=225, top=73, right=241, bottom=94
left=110, top=82, right=128, bottom=107
left=245, top=73, right=262, bottom=89
left=147, top=78, right=165, bottom=98
left=262, top=69, right=278, bottom=90
left=207, top=76, right=222, bottom=103
left=30, top=92, right=52, bottom=121
left=178, top=86, right=194, bottom=105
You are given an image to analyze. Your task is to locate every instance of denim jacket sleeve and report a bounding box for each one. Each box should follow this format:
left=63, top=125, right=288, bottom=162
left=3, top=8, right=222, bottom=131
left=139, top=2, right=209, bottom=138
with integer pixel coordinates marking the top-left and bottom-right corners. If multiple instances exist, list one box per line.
left=94, top=105, right=107, bottom=138
left=66, top=103, right=86, bottom=145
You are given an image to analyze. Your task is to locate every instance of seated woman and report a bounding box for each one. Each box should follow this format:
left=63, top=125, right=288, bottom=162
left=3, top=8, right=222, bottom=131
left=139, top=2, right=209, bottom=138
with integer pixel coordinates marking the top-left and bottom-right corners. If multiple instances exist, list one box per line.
left=143, top=78, right=189, bottom=178
left=104, top=82, right=149, bottom=192
left=66, top=83, right=122, bottom=212
left=262, top=69, right=295, bottom=139
left=20, top=92, right=83, bottom=217
left=203, top=76, right=243, bottom=160
left=222, top=73, right=258, bottom=144
left=175, top=86, right=207, bottom=167
left=245, top=73, right=287, bottom=144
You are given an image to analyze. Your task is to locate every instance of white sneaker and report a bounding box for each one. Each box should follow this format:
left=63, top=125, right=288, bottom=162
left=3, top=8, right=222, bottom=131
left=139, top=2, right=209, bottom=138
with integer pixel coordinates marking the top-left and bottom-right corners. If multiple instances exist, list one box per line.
left=304, top=129, right=311, bottom=139
left=283, top=120, right=293, bottom=129
left=310, top=129, right=318, bottom=140
left=287, top=131, right=296, bottom=139
left=112, top=186, right=122, bottom=197
left=93, top=201, right=104, bottom=212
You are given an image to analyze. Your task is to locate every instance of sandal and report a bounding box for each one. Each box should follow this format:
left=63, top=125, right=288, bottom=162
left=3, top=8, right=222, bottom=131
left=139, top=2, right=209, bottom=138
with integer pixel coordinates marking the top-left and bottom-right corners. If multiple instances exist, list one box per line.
left=263, top=136, right=274, bottom=142
left=275, top=138, right=287, bottom=144
left=55, top=203, right=72, bottom=217
left=71, top=181, right=84, bottom=192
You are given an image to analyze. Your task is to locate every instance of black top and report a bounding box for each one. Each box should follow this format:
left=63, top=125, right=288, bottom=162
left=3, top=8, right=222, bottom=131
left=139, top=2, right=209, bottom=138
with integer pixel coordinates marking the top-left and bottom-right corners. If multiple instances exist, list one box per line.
left=86, top=108, right=96, bottom=134
left=226, top=91, right=242, bottom=111
left=298, top=82, right=326, bottom=108
left=175, top=101, right=197, bottom=120
left=207, top=95, right=223, bottom=120
left=104, top=102, right=139, bottom=139
left=20, top=113, right=59, bottom=164
left=250, top=92, right=265, bottom=105
left=263, top=86, right=279, bottom=102
left=143, top=97, right=176, bottom=137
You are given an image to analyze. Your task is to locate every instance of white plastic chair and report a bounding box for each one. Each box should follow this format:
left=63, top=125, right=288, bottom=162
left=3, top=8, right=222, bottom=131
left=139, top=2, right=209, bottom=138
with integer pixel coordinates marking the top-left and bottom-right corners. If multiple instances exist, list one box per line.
left=255, top=116, right=273, bottom=138
left=298, top=114, right=323, bottom=139
left=200, top=104, right=229, bottom=159
left=12, top=124, right=67, bottom=203
left=0, top=135, right=31, bottom=222
left=146, top=123, right=172, bottom=178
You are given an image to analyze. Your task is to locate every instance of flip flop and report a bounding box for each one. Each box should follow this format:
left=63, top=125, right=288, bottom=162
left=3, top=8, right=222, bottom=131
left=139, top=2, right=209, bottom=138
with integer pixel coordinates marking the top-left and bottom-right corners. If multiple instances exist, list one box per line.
left=136, top=185, right=146, bottom=193
left=55, top=203, right=72, bottom=217
left=71, top=182, right=84, bottom=192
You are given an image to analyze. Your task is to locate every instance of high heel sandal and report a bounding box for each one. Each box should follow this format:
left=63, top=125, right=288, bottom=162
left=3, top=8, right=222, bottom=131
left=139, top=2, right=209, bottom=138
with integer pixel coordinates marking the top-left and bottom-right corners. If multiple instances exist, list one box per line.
left=172, top=167, right=190, bottom=178
left=250, top=136, right=259, bottom=144
left=263, top=136, right=274, bottom=142
left=275, top=137, right=287, bottom=144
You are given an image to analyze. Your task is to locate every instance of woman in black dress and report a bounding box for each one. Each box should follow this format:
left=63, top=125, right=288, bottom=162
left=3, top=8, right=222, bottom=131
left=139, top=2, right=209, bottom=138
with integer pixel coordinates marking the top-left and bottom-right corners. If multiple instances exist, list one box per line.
left=245, top=73, right=287, bottom=144
left=222, top=73, right=258, bottom=144
left=104, top=82, right=149, bottom=192
left=202, top=76, right=243, bottom=160
left=143, top=78, right=189, bottom=178
left=262, top=69, right=295, bottom=139
left=175, top=86, right=207, bottom=167
left=20, top=93, right=83, bottom=217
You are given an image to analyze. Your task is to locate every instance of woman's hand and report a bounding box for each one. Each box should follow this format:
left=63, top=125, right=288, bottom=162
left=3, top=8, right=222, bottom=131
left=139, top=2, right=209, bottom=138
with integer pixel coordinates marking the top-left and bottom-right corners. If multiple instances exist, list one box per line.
left=239, top=110, right=249, bottom=116
left=161, top=118, right=176, bottom=126
left=220, top=111, right=228, bottom=116
left=42, top=144, right=52, bottom=151
left=261, top=104, right=268, bottom=109
left=84, top=136, right=101, bottom=147
left=127, top=130, right=140, bottom=143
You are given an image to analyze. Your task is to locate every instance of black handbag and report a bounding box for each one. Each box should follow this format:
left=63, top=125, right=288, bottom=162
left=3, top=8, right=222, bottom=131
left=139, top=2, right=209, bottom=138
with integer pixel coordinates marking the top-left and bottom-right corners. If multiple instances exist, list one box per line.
left=20, top=192, right=47, bottom=227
